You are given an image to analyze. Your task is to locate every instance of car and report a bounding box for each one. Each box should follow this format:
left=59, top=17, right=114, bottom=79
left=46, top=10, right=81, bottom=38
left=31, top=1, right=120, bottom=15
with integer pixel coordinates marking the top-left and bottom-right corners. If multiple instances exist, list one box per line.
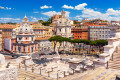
left=10, top=52, right=26, bottom=58
left=48, top=53, right=53, bottom=55
left=52, top=52, right=56, bottom=54
left=40, top=53, right=45, bottom=55
left=0, top=51, right=10, bottom=55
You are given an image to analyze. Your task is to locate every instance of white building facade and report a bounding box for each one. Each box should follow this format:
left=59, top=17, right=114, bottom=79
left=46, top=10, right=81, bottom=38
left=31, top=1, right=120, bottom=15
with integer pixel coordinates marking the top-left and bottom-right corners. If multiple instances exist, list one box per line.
left=12, top=15, right=38, bottom=54
left=54, top=10, right=74, bottom=51
left=88, top=25, right=111, bottom=40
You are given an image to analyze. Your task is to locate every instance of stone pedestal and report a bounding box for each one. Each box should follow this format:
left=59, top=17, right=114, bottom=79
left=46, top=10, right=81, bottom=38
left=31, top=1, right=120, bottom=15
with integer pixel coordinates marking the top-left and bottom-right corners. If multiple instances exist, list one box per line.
left=53, top=56, right=61, bottom=63
left=20, top=56, right=34, bottom=66
left=0, top=64, right=18, bottom=80
left=68, top=58, right=82, bottom=69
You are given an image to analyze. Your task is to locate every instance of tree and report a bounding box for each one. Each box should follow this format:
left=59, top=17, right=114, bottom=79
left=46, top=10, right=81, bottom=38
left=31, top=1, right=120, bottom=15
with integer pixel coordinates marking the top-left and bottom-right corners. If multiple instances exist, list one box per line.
left=62, top=37, right=69, bottom=51
left=70, top=39, right=76, bottom=54
left=89, top=40, right=108, bottom=55
left=49, top=35, right=63, bottom=52
left=42, top=21, right=51, bottom=26
left=48, top=18, right=52, bottom=23
left=74, top=20, right=78, bottom=24
left=38, top=20, right=44, bottom=23
left=95, top=39, right=108, bottom=54
left=57, top=36, right=64, bottom=52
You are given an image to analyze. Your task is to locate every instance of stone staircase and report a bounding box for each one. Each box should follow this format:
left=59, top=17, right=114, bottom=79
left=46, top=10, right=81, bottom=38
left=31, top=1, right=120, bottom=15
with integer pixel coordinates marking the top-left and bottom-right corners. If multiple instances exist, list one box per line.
left=109, top=52, right=120, bottom=70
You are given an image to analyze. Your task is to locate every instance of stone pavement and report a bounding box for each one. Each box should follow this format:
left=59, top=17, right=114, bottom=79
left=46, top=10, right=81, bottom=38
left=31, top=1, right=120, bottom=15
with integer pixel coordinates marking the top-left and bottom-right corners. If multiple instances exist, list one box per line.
left=59, top=68, right=120, bottom=80
left=18, top=70, right=56, bottom=80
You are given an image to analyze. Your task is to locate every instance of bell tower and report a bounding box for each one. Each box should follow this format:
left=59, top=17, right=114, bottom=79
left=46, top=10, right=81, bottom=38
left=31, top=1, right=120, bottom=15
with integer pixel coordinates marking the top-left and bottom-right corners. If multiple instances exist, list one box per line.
left=61, top=10, right=66, bottom=18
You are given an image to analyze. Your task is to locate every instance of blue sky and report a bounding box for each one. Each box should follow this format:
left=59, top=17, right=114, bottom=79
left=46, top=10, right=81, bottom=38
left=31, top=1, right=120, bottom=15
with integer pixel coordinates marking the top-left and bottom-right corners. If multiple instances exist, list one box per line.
left=0, top=0, right=120, bottom=23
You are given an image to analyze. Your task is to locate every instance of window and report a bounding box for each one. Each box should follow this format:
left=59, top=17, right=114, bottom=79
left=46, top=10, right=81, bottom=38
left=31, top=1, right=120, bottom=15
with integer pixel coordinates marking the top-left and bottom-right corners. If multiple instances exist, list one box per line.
left=26, top=37, right=28, bottom=40
left=20, top=29, right=22, bottom=31
left=32, top=37, right=34, bottom=41
left=59, top=29, right=61, bottom=32
left=19, top=37, right=22, bottom=40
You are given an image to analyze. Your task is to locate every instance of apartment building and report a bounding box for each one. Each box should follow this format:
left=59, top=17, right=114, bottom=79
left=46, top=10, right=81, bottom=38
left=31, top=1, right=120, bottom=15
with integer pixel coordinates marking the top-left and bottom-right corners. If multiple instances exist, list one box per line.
left=88, top=25, right=110, bottom=40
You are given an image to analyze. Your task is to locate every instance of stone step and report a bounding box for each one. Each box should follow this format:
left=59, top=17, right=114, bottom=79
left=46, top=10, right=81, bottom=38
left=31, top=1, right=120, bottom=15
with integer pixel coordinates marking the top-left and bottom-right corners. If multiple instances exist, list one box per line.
left=109, top=60, right=120, bottom=63
left=109, top=62, right=120, bottom=65
left=109, top=64, right=120, bottom=67
left=109, top=65, right=120, bottom=68
left=109, top=67, right=120, bottom=70
left=109, top=63, right=120, bottom=66
left=111, top=57, right=120, bottom=60
left=109, top=60, right=120, bottom=62
left=112, top=56, right=120, bottom=58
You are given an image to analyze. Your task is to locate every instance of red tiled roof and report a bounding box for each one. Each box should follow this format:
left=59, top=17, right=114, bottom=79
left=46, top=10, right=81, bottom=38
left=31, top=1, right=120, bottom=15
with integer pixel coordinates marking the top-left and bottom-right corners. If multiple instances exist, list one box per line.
left=0, top=25, right=16, bottom=29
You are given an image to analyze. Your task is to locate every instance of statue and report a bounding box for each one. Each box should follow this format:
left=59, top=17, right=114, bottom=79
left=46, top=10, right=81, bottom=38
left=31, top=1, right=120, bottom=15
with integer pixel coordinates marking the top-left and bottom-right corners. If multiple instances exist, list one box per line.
left=6, top=62, right=10, bottom=68
left=0, top=54, right=5, bottom=65
left=55, top=46, right=60, bottom=56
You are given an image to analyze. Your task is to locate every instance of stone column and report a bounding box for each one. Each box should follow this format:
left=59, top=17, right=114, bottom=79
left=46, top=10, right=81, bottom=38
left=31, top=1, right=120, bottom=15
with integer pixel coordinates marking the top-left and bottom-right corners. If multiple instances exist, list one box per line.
left=112, top=54, right=113, bottom=61
left=106, top=61, right=109, bottom=69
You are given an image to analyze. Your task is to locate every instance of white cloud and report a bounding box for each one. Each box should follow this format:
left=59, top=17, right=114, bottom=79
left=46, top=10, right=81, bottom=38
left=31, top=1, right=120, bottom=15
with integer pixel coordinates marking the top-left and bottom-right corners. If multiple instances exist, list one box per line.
left=95, top=8, right=97, bottom=10
left=30, top=16, right=47, bottom=22
left=42, top=11, right=70, bottom=18
left=106, top=8, right=120, bottom=16
left=33, top=12, right=39, bottom=13
left=42, top=11, right=61, bottom=17
left=73, top=15, right=82, bottom=21
left=75, top=8, right=120, bottom=21
left=62, top=3, right=87, bottom=10
left=30, top=16, right=38, bottom=22
left=62, top=5, right=74, bottom=9
left=40, top=5, right=52, bottom=9
left=0, top=6, right=13, bottom=10
left=0, top=6, right=5, bottom=9
left=39, top=17, right=48, bottom=20
left=75, top=3, right=87, bottom=10
left=0, top=18, right=20, bottom=22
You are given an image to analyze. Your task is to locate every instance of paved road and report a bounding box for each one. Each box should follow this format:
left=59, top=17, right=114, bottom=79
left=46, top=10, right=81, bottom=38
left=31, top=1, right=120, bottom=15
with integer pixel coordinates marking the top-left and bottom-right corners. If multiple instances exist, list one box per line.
left=18, top=70, right=55, bottom=80
left=32, top=50, right=53, bottom=64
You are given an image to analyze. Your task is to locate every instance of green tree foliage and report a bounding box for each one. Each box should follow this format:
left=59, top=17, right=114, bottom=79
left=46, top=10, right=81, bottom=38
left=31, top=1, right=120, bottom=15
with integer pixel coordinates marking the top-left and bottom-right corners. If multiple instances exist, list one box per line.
left=39, top=17, right=53, bottom=26
left=49, top=36, right=108, bottom=53
left=38, top=20, right=44, bottom=23
left=1, top=22, right=17, bottom=25
left=74, top=20, right=78, bottom=24
left=49, top=35, right=63, bottom=52
left=42, top=21, right=51, bottom=26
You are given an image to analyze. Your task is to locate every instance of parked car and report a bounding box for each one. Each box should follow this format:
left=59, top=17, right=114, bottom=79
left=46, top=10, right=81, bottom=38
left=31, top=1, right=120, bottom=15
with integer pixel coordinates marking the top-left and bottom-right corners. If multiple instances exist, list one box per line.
left=48, top=52, right=57, bottom=55
left=40, top=53, right=45, bottom=55
left=52, top=52, right=57, bottom=54
left=48, top=53, right=53, bottom=55
left=59, top=50, right=64, bottom=54
left=10, top=52, right=26, bottom=58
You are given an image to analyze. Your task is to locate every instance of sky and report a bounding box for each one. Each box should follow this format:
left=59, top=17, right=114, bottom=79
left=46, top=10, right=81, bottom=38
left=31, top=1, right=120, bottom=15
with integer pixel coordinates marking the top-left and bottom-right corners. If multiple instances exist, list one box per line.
left=0, top=0, right=120, bottom=23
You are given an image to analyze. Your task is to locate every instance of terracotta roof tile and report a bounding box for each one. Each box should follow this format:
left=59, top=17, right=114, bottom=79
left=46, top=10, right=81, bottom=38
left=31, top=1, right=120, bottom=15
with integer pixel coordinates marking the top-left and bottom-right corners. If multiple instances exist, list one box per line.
left=0, top=25, right=16, bottom=29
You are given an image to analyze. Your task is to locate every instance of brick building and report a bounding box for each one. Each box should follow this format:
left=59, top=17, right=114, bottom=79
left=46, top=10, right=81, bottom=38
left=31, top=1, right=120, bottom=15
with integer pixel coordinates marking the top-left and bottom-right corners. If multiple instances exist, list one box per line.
left=71, top=27, right=88, bottom=39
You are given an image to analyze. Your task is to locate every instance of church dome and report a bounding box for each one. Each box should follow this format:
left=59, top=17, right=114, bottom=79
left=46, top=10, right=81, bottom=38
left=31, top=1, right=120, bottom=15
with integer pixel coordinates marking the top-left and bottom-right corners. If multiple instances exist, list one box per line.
left=19, top=15, right=34, bottom=34
left=23, top=14, right=29, bottom=23
left=19, top=23, right=33, bottom=33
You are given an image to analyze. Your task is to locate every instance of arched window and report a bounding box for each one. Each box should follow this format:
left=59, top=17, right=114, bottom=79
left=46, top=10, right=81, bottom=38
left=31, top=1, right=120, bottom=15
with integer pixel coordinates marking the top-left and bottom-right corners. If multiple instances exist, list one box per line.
left=32, top=37, right=34, bottom=41
left=59, top=29, right=61, bottom=32
left=19, top=37, right=22, bottom=40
